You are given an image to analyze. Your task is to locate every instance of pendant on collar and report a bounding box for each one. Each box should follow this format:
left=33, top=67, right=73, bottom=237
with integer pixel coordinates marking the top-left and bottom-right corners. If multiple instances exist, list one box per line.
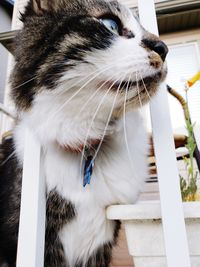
left=82, top=140, right=100, bottom=187
left=83, top=154, right=94, bottom=187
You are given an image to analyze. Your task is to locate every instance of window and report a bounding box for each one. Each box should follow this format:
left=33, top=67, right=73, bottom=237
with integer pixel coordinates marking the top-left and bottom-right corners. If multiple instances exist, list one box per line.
left=167, top=42, right=200, bottom=147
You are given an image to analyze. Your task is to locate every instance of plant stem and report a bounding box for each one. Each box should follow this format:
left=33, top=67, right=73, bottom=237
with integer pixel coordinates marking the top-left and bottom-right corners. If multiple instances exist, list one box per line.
left=167, top=85, right=200, bottom=172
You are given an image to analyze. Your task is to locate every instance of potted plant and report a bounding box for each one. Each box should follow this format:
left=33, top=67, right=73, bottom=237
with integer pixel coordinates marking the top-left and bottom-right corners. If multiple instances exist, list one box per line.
left=107, top=201, right=200, bottom=266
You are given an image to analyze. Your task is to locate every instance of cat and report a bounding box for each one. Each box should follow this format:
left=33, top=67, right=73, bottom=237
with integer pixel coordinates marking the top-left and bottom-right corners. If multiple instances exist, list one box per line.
left=0, top=0, right=168, bottom=266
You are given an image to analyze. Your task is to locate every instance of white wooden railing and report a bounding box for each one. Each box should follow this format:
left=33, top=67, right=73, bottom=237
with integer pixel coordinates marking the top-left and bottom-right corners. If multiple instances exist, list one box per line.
left=2, top=0, right=192, bottom=266
left=16, top=128, right=46, bottom=267
left=138, top=1, right=191, bottom=266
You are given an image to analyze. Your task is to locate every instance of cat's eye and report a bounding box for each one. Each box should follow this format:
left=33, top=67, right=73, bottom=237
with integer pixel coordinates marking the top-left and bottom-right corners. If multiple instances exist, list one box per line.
left=100, top=18, right=120, bottom=35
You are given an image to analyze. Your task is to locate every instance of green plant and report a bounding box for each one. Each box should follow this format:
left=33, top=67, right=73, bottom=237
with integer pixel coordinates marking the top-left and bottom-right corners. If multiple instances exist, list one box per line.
left=167, top=83, right=200, bottom=201
left=180, top=119, right=198, bottom=201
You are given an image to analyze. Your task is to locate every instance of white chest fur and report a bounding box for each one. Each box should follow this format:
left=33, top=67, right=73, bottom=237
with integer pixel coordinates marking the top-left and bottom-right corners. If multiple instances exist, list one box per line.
left=14, top=109, right=148, bottom=266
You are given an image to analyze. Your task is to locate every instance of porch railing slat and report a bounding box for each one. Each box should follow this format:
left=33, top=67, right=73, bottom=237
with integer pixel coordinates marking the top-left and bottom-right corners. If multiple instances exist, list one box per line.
left=138, top=0, right=191, bottom=266
left=16, top=128, right=45, bottom=267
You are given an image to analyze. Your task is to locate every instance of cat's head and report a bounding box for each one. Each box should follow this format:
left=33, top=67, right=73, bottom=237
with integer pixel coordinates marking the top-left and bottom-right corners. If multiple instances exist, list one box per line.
left=12, top=0, right=168, bottom=149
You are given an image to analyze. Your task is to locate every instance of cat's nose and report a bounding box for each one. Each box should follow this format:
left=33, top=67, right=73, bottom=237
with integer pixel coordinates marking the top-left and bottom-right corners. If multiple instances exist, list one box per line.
left=153, top=41, right=168, bottom=61
left=142, top=39, right=168, bottom=62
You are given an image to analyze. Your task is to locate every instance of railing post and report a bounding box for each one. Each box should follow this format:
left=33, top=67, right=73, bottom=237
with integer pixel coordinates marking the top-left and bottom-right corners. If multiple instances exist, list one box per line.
left=16, top=128, right=46, bottom=267
left=138, top=1, right=191, bottom=266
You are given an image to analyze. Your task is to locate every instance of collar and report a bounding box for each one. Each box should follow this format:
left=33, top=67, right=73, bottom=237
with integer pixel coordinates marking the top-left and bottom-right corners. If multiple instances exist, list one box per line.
left=58, top=139, right=101, bottom=153
left=58, top=139, right=101, bottom=187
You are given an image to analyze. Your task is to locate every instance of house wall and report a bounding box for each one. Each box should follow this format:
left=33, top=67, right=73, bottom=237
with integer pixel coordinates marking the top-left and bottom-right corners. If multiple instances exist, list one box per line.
left=0, top=0, right=24, bottom=136
left=0, top=6, right=11, bottom=103
left=161, top=28, right=200, bottom=48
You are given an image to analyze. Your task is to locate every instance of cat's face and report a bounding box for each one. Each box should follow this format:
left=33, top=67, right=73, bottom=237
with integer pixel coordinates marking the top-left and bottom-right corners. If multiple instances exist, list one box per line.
left=12, top=0, right=168, bottom=148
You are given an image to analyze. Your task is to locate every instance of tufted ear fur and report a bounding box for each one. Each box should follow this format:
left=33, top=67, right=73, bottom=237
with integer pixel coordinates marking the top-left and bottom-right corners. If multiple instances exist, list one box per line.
left=32, top=0, right=48, bottom=13
left=31, top=0, right=62, bottom=13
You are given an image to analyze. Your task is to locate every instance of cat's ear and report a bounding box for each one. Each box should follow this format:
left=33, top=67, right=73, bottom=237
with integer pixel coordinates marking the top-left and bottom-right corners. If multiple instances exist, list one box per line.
left=31, top=0, right=56, bottom=14
left=31, top=0, right=48, bottom=13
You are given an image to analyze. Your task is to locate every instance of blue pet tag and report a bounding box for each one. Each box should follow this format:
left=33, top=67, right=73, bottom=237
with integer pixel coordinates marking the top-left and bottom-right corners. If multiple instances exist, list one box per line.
left=83, top=155, right=94, bottom=187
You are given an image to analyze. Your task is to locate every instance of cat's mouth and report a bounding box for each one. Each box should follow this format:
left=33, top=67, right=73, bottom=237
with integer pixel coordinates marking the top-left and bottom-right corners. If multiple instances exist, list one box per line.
left=100, top=70, right=167, bottom=107
left=112, top=72, right=163, bottom=91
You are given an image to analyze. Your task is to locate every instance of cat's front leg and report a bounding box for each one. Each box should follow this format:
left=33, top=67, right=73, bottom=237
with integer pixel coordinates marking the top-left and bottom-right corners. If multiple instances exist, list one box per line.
left=45, top=190, right=76, bottom=267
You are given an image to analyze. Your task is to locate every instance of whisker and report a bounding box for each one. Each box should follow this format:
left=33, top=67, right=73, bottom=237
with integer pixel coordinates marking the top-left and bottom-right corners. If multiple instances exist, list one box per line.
left=80, top=77, right=122, bottom=176
left=50, top=53, right=134, bottom=97
left=75, top=73, right=118, bottom=118
left=0, top=103, right=16, bottom=120
left=27, top=55, right=135, bottom=142
left=36, top=63, right=127, bottom=136
left=138, top=71, right=151, bottom=100
left=92, top=75, right=126, bottom=162
left=12, top=76, right=37, bottom=90
left=136, top=72, right=143, bottom=108
left=0, top=150, right=16, bottom=167
left=122, top=75, right=145, bottom=186
left=35, top=66, right=115, bottom=135
left=50, top=66, right=104, bottom=96
left=11, top=54, right=132, bottom=99
left=123, top=74, right=136, bottom=173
